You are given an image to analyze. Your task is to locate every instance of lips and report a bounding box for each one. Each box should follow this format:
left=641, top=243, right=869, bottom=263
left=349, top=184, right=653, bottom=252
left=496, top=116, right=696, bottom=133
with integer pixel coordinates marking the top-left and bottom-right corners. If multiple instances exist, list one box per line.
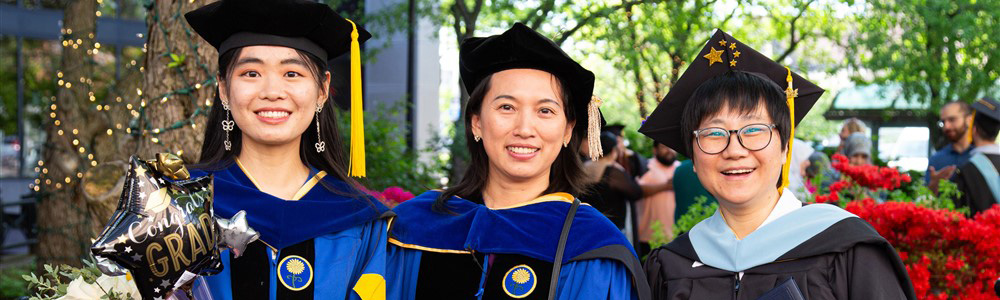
left=254, top=109, right=291, bottom=124
left=720, top=167, right=755, bottom=178
left=506, top=145, right=540, bottom=160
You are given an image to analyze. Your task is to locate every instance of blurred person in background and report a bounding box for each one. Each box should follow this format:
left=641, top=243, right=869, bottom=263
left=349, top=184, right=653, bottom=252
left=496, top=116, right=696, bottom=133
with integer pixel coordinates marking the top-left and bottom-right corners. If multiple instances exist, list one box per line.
left=927, top=101, right=975, bottom=193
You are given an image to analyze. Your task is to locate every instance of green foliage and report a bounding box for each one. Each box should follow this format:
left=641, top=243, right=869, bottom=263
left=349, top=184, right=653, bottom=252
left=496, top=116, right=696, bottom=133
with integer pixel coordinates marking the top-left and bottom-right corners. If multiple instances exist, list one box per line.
left=888, top=178, right=967, bottom=213
left=336, top=103, right=447, bottom=193
left=672, top=196, right=718, bottom=239
left=1, top=263, right=32, bottom=299
left=20, top=259, right=133, bottom=300
left=848, top=0, right=1000, bottom=111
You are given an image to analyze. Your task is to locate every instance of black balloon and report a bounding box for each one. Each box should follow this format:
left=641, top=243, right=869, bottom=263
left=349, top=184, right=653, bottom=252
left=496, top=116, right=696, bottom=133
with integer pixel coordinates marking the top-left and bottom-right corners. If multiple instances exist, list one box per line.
left=91, top=156, right=221, bottom=300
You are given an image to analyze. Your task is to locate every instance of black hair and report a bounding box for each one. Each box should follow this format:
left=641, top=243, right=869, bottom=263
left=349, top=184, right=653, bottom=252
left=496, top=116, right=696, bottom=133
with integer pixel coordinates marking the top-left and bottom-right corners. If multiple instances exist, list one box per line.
left=434, top=73, right=587, bottom=212
left=680, top=71, right=790, bottom=187
left=599, top=131, right=619, bottom=156
left=193, top=46, right=364, bottom=198
left=973, top=114, right=1000, bottom=141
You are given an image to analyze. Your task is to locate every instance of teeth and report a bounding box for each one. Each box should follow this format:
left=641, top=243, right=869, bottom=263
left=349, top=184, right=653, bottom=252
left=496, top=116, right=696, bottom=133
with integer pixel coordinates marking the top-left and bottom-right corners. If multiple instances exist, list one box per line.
left=507, top=146, right=539, bottom=154
left=257, top=111, right=289, bottom=118
left=722, top=169, right=754, bottom=175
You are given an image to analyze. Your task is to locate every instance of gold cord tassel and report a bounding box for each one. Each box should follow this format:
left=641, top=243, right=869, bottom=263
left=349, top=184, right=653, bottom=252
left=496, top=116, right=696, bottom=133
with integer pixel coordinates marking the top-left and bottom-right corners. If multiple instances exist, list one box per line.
left=967, top=111, right=976, bottom=144
left=346, top=19, right=366, bottom=177
left=587, top=96, right=604, bottom=161
left=779, top=67, right=797, bottom=194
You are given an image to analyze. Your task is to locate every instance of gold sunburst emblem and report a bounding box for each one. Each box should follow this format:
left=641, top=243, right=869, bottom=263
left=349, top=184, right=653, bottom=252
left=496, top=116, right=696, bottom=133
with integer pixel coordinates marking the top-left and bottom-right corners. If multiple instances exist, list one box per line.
left=512, top=269, right=531, bottom=284
left=286, top=258, right=305, bottom=275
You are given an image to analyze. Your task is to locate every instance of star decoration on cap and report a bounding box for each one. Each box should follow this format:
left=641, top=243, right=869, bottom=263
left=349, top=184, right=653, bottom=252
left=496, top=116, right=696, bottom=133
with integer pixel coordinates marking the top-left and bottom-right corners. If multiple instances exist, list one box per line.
left=730, top=59, right=737, bottom=67
left=132, top=253, right=143, bottom=261
left=718, top=40, right=727, bottom=46
left=134, top=165, right=147, bottom=174
left=733, top=50, right=741, bottom=58
left=729, top=42, right=737, bottom=50
left=703, top=47, right=725, bottom=66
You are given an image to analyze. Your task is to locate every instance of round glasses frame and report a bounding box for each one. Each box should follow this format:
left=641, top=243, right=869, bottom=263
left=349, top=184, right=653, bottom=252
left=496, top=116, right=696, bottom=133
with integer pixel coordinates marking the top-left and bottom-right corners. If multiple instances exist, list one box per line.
left=692, top=123, right=777, bottom=155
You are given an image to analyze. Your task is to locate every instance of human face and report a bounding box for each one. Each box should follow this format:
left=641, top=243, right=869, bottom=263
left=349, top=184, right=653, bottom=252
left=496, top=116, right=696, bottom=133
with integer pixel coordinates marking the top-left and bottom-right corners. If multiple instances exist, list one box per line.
left=471, top=69, right=574, bottom=183
left=691, top=104, right=786, bottom=206
left=849, top=152, right=870, bottom=166
left=939, top=103, right=971, bottom=142
left=654, top=144, right=677, bottom=165
left=220, top=46, right=330, bottom=149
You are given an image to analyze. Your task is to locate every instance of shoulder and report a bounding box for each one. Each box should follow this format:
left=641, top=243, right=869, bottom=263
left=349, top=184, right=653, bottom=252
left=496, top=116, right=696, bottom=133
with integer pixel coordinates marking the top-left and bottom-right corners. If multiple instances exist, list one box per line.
left=779, top=215, right=888, bottom=260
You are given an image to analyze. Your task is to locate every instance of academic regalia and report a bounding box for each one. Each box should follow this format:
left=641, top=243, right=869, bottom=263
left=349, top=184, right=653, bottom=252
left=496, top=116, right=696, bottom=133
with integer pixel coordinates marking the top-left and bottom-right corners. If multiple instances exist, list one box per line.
left=953, top=98, right=1000, bottom=216
left=191, top=161, right=391, bottom=300
left=638, top=29, right=915, bottom=300
left=387, top=191, right=649, bottom=299
left=387, top=23, right=647, bottom=299
left=644, top=190, right=914, bottom=300
left=184, top=1, right=384, bottom=297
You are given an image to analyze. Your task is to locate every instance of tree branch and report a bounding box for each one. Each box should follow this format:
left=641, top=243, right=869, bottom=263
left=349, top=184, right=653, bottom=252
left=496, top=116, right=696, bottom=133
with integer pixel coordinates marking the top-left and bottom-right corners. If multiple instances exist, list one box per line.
left=555, top=0, right=656, bottom=45
left=525, top=0, right=557, bottom=30
left=774, top=0, right=817, bottom=63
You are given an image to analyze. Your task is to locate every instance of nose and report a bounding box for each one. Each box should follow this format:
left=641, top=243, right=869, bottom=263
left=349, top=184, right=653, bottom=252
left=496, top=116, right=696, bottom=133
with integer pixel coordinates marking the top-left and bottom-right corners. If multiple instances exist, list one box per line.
left=259, top=75, right=287, bottom=101
left=720, top=132, right=748, bottom=159
left=511, top=110, right=536, bottom=139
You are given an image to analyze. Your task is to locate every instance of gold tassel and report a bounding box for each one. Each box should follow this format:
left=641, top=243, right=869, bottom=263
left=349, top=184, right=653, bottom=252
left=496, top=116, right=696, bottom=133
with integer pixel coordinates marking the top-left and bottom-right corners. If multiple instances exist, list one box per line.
left=967, top=111, right=976, bottom=144
left=346, top=19, right=366, bottom=178
left=779, top=67, right=797, bottom=195
left=588, top=96, right=604, bottom=161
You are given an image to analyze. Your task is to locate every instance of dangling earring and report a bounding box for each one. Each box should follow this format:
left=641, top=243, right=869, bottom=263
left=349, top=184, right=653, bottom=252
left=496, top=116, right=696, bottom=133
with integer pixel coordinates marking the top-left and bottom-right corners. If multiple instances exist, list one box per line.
left=473, top=135, right=481, bottom=142
left=314, top=104, right=326, bottom=153
left=221, top=101, right=235, bottom=151
left=563, top=139, right=569, bottom=148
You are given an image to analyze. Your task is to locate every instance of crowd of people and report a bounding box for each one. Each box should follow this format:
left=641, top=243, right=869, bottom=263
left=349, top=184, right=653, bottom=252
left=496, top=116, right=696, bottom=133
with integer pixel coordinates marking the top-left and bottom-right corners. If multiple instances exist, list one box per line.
left=99, top=0, right=1000, bottom=298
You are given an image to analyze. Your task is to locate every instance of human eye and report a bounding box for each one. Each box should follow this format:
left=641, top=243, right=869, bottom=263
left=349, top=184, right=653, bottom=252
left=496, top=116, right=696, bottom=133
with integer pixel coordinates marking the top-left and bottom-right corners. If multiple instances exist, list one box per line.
left=240, top=70, right=260, bottom=78
left=498, top=104, right=514, bottom=111
left=701, top=129, right=726, bottom=138
left=285, top=71, right=303, bottom=77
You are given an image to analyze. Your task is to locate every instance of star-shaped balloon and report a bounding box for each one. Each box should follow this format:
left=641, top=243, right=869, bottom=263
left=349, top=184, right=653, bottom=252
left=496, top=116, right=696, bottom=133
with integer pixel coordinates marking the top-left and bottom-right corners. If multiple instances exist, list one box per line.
left=216, top=210, right=259, bottom=258
left=91, top=155, right=221, bottom=300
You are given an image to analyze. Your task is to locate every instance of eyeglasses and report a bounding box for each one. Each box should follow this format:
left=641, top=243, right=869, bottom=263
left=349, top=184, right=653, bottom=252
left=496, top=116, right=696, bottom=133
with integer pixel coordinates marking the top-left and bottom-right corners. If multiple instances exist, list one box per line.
left=692, top=123, right=776, bottom=155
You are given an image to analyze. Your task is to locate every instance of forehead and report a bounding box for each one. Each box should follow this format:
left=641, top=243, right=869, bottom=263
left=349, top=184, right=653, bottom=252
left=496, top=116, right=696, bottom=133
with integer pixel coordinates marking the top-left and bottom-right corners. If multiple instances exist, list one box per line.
left=699, top=101, right=772, bottom=126
left=237, top=45, right=301, bottom=60
left=940, top=103, right=964, bottom=116
left=488, top=69, right=563, bottom=100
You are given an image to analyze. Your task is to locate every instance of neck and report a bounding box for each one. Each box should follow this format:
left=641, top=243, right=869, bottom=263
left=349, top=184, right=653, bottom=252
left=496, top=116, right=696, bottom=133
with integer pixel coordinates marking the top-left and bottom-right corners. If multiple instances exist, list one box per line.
left=482, top=168, right=552, bottom=209
left=952, top=137, right=971, bottom=152
left=972, top=137, right=996, bottom=148
left=718, top=188, right=781, bottom=239
left=237, top=137, right=310, bottom=191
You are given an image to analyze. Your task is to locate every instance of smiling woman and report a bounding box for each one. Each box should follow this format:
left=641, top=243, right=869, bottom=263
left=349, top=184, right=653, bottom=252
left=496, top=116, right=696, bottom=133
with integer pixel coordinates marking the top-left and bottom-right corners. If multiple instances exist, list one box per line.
left=640, top=29, right=915, bottom=300
left=179, top=0, right=392, bottom=299
left=386, top=23, right=650, bottom=300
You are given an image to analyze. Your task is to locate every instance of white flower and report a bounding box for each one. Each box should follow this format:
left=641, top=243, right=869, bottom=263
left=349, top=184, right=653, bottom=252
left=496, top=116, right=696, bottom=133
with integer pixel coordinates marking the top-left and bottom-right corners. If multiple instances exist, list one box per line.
left=58, top=274, right=141, bottom=300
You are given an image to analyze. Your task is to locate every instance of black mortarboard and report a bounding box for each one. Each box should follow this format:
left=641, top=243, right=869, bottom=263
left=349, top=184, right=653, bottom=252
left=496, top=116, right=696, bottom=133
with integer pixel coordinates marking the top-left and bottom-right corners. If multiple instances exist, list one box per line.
left=972, top=97, right=1000, bottom=122
left=604, top=124, right=626, bottom=136
left=460, top=23, right=606, bottom=160
left=638, top=29, right=825, bottom=192
left=184, top=0, right=370, bottom=62
left=185, top=0, right=371, bottom=177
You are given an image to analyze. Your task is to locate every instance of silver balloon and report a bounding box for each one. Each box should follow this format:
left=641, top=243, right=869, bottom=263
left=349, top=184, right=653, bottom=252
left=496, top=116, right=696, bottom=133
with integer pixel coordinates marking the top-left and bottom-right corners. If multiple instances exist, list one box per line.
left=95, top=255, right=127, bottom=276
left=216, top=210, right=259, bottom=257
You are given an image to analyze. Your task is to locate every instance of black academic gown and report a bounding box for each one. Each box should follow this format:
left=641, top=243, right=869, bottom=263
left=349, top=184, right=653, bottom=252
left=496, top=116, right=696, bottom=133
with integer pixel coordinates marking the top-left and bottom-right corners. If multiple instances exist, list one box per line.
left=643, top=192, right=916, bottom=300
left=953, top=152, right=1000, bottom=216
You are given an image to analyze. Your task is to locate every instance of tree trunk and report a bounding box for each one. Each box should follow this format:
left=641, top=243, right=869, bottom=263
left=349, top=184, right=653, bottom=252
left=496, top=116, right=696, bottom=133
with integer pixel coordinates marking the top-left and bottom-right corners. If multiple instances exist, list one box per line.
left=138, top=0, right=218, bottom=162
left=36, top=0, right=100, bottom=266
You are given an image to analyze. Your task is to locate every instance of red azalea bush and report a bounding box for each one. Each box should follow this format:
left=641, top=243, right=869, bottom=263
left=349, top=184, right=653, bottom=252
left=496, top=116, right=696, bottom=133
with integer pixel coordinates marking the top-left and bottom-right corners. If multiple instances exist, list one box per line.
left=846, top=200, right=1000, bottom=299
left=809, top=154, right=999, bottom=298
left=362, top=186, right=415, bottom=208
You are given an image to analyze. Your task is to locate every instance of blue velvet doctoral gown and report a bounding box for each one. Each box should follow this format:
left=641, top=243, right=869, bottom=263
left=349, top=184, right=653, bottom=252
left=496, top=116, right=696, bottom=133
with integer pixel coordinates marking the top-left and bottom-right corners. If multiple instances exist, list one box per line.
left=191, top=160, right=391, bottom=300
left=387, top=191, right=650, bottom=300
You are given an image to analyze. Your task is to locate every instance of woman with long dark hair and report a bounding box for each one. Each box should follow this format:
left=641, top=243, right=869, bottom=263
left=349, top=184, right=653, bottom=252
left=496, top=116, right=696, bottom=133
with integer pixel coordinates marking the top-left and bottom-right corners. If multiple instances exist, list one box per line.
left=640, top=29, right=914, bottom=300
left=386, top=23, right=650, bottom=299
left=184, top=0, right=391, bottom=299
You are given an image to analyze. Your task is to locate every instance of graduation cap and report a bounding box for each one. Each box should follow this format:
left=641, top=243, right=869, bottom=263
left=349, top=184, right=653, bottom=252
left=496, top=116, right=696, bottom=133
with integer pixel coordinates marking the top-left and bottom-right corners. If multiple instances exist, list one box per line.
left=185, top=0, right=371, bottom=177
left=460, top=23, right=606, bottom=160
left=604, top=124, right=626, bottom=137
left=638, top=29, right=825, bottom=193
left=972, top=97, right=1000, bottom=122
